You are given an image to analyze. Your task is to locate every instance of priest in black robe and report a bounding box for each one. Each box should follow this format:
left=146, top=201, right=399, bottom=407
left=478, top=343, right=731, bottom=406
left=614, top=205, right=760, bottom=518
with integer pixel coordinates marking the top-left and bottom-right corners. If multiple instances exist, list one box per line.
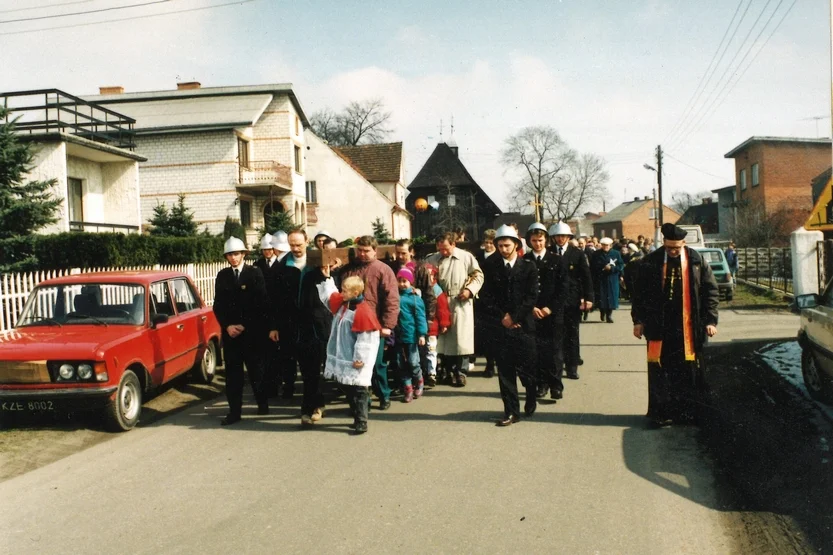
left=631, top=223, right=719, bottom=427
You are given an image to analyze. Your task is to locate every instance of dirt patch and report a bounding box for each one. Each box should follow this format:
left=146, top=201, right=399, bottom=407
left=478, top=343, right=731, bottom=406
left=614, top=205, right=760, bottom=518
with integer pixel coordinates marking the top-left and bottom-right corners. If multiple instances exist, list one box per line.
left=700, top=341, right=833, bottom=553
left=0, top=372, right=224, bottom=482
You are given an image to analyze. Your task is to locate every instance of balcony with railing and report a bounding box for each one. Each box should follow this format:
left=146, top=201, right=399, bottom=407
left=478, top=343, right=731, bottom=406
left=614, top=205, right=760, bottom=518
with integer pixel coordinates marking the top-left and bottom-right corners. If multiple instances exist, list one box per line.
left=238, top=160, right=293, bottom=194
left=0, top=89, right=136, bottom=151
left=70, top=221, right=140, bottom=234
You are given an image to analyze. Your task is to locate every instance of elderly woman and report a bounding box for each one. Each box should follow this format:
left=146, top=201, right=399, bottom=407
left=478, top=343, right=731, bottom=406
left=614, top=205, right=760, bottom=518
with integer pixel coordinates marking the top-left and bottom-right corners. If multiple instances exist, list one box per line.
left=590, top=238, right=624, bottom=323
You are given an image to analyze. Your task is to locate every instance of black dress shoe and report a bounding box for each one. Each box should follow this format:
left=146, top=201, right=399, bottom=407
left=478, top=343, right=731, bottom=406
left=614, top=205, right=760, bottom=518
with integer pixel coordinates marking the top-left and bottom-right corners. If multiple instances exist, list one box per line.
left=607, top=316, right=614, bottom=323
left=496, top=415, right=520, bottom=427
left=566, top=367, right=579, bottom=380
left=578, top=358, right=584, bottom=366
left=536, top=385, right=548, bottom=398
left=551, top=389, right=563, bottom=400
left=524, top=402, right=537, bottom=417
left=220, top=414, right=241, bottom=426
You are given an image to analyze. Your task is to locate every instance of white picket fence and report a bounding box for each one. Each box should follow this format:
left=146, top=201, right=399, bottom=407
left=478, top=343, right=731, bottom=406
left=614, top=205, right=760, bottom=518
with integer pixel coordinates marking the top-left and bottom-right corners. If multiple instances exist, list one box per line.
left=0, top=262, right=226, bottom=333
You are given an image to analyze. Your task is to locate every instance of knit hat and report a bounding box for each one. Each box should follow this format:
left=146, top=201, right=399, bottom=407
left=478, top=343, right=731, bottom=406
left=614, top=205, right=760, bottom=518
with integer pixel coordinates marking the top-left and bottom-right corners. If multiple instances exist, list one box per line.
left=396, top=267, right=415, bottom=284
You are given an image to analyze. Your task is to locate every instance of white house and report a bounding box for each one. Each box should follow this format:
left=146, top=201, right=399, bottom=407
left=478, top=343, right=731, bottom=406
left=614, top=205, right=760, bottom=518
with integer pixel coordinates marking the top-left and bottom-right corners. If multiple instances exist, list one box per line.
left=2, top=89, right=145, bottom=234
left=83, top=82, right=310, bottom=247
left=304, top=131, right=411, bottom=241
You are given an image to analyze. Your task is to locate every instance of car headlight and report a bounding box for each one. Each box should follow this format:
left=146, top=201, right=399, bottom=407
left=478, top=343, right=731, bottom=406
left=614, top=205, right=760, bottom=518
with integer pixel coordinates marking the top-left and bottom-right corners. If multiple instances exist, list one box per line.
left=58, top=364, right=75, bottom=380
left=77, top=364, right=93, bottom=380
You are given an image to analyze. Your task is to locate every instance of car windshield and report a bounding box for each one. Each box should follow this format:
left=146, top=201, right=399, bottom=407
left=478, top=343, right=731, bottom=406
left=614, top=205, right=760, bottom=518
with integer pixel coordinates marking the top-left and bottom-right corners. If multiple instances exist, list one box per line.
left=700, top=251, right=724, bottom=264
left=16, top=283, right=146, bottom=327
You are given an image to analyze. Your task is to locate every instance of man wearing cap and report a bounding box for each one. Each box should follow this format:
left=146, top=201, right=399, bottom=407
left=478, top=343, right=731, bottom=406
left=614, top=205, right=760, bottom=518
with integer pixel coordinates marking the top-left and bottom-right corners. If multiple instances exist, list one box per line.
left=272, top=231, right=290, bottom=263
left=632, top=223, right=719, bottom=427
left=424, top=231, right=484, bottom=387
left=524, top=222, right=568, bottom=400
left=213, top=237, right=279, bottom=425
left=549, top=221, right=593, bottom=381
left=480, top=225, right=539, bottom=425
left=590, top=237, right=623, bottom=323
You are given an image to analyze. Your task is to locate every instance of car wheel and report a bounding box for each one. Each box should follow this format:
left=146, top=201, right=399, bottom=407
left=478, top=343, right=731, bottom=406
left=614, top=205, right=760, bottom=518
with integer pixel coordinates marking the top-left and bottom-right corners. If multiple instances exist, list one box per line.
left=802, top=349, right=833, bottom=404
left=104, top=370, right=142, bottom=432
left=192, top=340, right=217, bottom=384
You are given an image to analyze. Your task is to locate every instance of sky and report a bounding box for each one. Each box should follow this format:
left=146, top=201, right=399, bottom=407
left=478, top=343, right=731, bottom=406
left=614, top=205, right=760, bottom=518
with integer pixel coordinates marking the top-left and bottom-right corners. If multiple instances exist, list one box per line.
left=0, top=0, right=830, bottom=214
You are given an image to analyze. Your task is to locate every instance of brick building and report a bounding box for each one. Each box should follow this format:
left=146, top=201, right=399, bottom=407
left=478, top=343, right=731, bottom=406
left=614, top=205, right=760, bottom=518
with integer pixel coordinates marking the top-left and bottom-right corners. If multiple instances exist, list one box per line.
left=724, top=136, right=833, bottom=232
left=84, top=82, right=309, bottom=246
left=592, top=197, right=680, bottom=240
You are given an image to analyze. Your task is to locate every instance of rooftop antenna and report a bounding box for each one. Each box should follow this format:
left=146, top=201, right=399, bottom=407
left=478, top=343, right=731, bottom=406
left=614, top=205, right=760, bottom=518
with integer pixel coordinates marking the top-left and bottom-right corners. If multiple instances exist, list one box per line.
left=800, top=114, right=831, bottom=138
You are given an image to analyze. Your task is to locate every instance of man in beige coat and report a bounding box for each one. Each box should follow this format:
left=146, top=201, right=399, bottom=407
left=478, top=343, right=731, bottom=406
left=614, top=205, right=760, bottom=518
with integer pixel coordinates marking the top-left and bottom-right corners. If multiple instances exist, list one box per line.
left=424, top=231, right=484, bottom=387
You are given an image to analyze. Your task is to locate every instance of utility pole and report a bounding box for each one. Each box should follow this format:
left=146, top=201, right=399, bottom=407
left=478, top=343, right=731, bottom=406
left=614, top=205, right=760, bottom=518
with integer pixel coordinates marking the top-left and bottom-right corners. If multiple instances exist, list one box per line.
left=656, top=145, right=664, bottom=226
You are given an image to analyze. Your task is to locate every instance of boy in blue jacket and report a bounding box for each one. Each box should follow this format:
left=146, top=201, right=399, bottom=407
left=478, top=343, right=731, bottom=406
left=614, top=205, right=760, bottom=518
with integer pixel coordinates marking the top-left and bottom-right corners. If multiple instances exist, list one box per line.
left=395, top=267, right=428, bottom=402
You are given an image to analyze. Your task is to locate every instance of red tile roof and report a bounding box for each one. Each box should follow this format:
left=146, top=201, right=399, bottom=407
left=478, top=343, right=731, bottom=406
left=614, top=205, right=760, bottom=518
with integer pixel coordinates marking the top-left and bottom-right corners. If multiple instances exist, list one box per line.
left=332, top=142, right=403, bottom=183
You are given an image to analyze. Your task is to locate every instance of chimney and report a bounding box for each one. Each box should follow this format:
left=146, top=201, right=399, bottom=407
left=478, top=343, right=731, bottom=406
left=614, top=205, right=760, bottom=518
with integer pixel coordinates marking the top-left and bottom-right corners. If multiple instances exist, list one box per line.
left=177, top=81, right=201, bottom=90
left=644, top=195, right=650, bottom=200
left=633, top=197, right=639, bottom=202
left=99, top=86, right=124, bottom=95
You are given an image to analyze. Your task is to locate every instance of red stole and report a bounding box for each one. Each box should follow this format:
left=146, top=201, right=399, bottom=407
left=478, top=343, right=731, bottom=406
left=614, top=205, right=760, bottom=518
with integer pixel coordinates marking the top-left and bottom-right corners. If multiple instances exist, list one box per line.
left=647, top=249, right=696, bottom=364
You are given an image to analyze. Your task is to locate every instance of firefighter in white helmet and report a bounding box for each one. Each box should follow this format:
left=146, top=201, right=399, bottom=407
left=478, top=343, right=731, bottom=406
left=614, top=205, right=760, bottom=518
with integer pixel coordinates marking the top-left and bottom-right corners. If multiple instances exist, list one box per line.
left=212, top=236, right=278, bottom=426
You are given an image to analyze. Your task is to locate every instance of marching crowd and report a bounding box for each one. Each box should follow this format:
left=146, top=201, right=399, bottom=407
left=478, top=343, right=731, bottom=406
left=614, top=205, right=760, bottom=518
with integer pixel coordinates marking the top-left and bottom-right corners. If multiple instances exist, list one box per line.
left=213, top=220, right=720, bottom=433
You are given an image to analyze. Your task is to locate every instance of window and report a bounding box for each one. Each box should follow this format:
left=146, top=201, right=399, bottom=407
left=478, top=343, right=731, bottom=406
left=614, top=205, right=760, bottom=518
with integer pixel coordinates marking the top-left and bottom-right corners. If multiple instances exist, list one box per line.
left=171, top=279, right=199, bottom=313
left=740, top=169, right=747, bottom=191
left=427, top=195, right=435, bottom=204
left=150, top=282, right=174, bottom=317
left=751, top=163, right=759, bottom=187
left=237, top=137, right=249, bottom=169
left=305, top=180, right=317, bottom=203
left=447, top=194, right=456, bottom=206
left=240, top=199, right=252, bottom=228
left=294, top=145, right=302, bottom=173
left=295, top=116, right=301, bottom=136
left=649, top=208, right=658, bottom=220
left=68, top=177, right=83, bottom=221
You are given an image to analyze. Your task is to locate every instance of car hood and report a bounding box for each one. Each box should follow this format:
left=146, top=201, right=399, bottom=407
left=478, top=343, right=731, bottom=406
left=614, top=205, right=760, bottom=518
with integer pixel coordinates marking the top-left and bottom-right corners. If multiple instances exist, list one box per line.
left=0, top=325, right=143, bottom=360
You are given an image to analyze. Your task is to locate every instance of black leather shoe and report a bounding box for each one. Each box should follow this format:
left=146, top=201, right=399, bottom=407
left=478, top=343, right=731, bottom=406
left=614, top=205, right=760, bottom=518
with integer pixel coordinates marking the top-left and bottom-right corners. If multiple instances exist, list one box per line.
left=578, top=358, right=584, bottom=366
left=524, top=402, right=537, bottom=417
left=536, top=385, right=549, bottom=399
left=220, top=414, right=241, bottom=426
left=607, top=316, right=614, bottom=323
left=566, top=367, right=579, bottom=380
left=484, top=365, right=495, bottom=378
left=551, top=389, right=563, bottom=400
left=379, top=399, right=391, bottom=410
left=354, top=421, right=368, bottom=434
left=496, top=415, right=520, bottom=427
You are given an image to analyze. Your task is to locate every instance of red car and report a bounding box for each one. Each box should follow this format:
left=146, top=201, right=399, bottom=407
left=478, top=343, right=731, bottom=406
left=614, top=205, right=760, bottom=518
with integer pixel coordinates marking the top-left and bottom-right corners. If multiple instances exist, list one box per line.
left=0, top=271, right=222, bottom=431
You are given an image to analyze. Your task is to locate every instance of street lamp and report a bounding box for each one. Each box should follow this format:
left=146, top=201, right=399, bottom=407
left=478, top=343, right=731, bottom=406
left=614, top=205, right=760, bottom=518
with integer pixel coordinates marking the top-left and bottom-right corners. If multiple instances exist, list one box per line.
left=643, top=162, right=663, bottom=226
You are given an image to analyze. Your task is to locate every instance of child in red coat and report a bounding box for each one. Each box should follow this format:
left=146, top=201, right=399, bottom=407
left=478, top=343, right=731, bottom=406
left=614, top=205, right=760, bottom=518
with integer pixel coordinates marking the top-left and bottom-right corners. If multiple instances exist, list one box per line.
left=422, top=264, right=451, bottom=387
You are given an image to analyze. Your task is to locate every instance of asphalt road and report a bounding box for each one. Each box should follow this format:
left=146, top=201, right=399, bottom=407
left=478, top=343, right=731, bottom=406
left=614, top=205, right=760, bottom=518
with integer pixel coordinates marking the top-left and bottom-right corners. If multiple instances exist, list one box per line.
left=0, top=305, right=801, bottom=554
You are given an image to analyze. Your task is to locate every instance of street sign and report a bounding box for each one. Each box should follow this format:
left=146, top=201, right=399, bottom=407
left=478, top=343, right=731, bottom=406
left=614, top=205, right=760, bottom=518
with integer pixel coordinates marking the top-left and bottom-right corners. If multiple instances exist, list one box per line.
left=805, top=176, right=833, bottom=231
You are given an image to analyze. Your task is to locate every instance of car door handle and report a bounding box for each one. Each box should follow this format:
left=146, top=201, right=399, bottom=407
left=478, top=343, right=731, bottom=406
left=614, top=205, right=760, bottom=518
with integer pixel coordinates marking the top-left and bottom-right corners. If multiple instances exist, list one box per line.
left=176, top=324, right=185, bottom=330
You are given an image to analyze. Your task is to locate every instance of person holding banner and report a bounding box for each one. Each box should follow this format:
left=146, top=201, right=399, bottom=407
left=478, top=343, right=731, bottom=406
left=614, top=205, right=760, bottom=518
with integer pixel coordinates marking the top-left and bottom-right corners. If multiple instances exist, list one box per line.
left=631, top=223, right=719, bottom=428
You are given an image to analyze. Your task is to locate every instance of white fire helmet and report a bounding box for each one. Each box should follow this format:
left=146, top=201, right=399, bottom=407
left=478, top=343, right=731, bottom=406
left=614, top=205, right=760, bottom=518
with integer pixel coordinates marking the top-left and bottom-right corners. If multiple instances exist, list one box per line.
left=525, top=222, right=548, bottom=242
left=259, top=234, right=274, bottom=250
left=271, top=231, right=290, bottom=252
left=495, top=224, right=522, bottom=246
left=548, top=221, right=574, bottom=237
left=223, top=236, right=247, bottom=255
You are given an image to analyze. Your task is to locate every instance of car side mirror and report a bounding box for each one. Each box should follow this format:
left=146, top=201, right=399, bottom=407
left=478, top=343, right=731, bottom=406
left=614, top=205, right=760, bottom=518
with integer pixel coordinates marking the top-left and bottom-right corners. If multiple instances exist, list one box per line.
left=151, top=313, right=169, bottom=328
left=793, top=294, right=819, bottom=313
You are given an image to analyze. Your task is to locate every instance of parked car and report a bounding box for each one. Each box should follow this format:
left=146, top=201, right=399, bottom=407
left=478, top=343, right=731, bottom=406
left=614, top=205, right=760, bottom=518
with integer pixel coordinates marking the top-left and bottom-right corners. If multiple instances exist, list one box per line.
left=695, top=248, right=735, bottom=301
left=0, top=271, right=221, bottom=431
left=796, top=288, right=833, bottom=404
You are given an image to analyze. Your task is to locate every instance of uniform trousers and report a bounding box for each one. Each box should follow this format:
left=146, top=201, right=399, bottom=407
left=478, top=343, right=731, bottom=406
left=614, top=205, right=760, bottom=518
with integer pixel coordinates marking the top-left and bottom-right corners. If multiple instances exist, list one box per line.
left=277, top=340, right=297, bottom=394
left=223, top=331, right=268, bottom=416
left=496, top=327, right=537, bottom=419
left=562, top=306, right=582, bottom=370
left=537, top=321, right=565, bottom=392
left=296, top=340, right=326, bottom=416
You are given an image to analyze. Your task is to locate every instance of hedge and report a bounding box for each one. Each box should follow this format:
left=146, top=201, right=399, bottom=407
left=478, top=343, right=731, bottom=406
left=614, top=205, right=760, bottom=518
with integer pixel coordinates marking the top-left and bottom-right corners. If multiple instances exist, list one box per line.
left=1, top=233, right=225, bottom=272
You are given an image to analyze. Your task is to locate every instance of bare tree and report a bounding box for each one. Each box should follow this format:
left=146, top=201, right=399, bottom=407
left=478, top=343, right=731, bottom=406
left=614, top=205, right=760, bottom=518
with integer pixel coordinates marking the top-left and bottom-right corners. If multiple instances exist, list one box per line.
left=425, top=175, right=473, bottom=238
left=671, top=190, right=714, bottom=214
left=501, top=126, right=609, bottom=222
left=309, top=98, right=393, bottom=146
left=731, top=199, right=793, bottom=247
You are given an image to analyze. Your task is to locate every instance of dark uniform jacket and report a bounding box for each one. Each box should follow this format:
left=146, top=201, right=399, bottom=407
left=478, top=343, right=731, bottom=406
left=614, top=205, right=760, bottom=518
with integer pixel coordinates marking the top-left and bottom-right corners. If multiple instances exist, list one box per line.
left=296, top=266, right=335, bottom=345
left=561, top=244, right=594, bottom=308
left=272, top=256, right=306, bottom=343
left=523, top=250, right=569, bottom=325
left=479, top=254, right=539, bottom=333
left=254, top=257, right=281, bottom=303
left=213, top=265, right=275, bottom=336
left=631, top=246, right=719, bottom=350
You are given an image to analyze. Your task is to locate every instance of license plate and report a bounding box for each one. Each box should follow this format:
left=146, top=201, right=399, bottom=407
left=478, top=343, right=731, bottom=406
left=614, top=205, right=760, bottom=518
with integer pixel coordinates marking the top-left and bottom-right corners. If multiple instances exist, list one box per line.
left=1, top=400, right=55, bottom=412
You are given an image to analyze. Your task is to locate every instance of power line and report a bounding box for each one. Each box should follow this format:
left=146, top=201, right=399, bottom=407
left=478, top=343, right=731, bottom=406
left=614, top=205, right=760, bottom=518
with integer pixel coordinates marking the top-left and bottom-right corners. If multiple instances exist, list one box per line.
left=662, top=0, right=748, bottom=147
left=0, top=0, right=255, bottom=36
left=0, top=0, right=171, bottom=24
left=0, top=0, right=92, bottom=15
left=668, top=0, right=795, bottom=151
left=664, top=152, right=727, bottom=180
left=667, top=0, right=780, bottom=152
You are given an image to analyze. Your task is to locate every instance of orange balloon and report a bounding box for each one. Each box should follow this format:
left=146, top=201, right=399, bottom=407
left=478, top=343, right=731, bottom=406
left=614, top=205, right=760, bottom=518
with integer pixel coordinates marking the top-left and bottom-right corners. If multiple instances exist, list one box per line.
left=414, top=198, right=428, bottom=212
